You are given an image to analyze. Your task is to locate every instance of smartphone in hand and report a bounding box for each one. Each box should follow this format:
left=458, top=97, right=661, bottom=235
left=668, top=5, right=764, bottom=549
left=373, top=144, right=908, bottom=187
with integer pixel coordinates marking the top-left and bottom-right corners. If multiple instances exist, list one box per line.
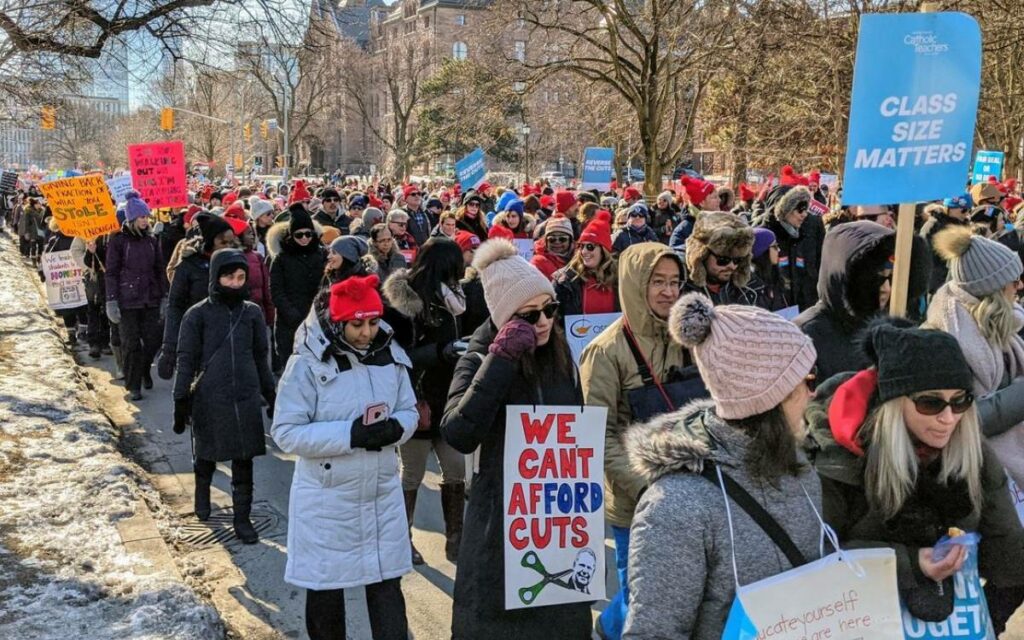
left=364, top=403, right=389, bottom=425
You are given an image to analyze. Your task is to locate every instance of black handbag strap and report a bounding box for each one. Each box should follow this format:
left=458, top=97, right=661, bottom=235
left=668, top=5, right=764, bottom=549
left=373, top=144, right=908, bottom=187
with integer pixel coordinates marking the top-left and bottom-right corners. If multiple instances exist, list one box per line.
left=701, top=461, right=808, bottom=568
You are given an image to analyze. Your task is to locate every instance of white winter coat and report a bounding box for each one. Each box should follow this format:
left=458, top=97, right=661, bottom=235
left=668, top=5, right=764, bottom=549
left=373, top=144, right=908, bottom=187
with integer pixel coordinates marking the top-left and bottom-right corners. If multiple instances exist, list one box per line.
left=271, top=311, right=418, bottom=590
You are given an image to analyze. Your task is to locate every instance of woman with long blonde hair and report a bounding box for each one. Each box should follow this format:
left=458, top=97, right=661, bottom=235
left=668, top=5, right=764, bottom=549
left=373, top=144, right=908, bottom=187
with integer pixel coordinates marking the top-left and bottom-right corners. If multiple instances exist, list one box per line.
left=806, top=321, right=1024, bottom=634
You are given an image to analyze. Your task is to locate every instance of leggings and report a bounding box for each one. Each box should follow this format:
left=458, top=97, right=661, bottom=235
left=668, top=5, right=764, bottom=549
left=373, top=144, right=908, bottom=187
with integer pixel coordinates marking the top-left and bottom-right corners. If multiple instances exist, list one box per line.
left=305, top=578, right=407, bottom=640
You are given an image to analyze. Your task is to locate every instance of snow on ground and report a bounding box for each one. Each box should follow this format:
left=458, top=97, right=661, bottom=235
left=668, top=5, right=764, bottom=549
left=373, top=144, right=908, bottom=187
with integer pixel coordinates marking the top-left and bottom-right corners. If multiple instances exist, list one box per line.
left=0, top=236, right=223, bottom=639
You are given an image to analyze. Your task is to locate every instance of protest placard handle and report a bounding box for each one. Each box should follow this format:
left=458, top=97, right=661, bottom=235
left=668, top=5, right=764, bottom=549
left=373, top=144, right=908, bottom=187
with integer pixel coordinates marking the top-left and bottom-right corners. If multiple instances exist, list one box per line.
left=888, top=202, right=916, bottom=317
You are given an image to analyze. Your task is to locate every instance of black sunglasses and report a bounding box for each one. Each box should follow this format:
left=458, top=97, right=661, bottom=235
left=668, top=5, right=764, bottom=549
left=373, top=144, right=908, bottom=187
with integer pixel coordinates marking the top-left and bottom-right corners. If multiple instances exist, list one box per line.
left=547, top=235, right=571, bottom=244
left=407, top=192, right=422, bottom=198
left=708, top=250, right=743, bottom=267
left=322, top=197, right=341, bottom=203
left=292, top=230, right=314, bottom=239
left=911, top=392, right=974, bottom=416
left=515, top=301, right=559, bottom=325
left=580, top=243, right=600, bottom=252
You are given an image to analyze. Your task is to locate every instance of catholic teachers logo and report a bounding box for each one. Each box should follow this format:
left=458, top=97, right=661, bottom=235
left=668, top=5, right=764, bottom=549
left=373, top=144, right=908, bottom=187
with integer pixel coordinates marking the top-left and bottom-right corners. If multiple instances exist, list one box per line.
left=569, top=317, right=612, bottom=339
left=904, top=30, right=949, bottom=56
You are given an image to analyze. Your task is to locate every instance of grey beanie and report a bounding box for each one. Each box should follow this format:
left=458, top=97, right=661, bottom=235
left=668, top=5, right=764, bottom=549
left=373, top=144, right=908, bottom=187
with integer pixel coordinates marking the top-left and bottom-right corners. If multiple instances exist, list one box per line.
left=472, top=239, right=555, bottom=327
left=934, top=226, right=1023, bottom=297
left=330, top=235, right=368, bottom=264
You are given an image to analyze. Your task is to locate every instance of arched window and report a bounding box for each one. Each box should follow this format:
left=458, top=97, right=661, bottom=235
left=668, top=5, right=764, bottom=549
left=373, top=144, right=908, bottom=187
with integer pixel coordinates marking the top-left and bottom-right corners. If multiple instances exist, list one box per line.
left=452, top=41, right=467, bottom=60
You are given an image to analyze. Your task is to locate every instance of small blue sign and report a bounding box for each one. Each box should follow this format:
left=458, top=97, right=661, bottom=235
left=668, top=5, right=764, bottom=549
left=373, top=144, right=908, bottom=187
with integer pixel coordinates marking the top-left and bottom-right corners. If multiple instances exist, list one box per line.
left=972, top=150, right=1004, bottom=185
left=580, top=147, right=614, bottom=191
left=842, top=12, right=982, bottom=206
left=456, top=147, right=486, bottom=191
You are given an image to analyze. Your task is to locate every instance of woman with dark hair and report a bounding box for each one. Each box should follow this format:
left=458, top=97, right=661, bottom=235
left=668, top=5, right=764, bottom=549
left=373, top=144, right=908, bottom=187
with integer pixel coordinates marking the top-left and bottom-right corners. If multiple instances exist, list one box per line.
left=552, top=211, right=618, bottom=319
left=369, top=223, right=407, bottom=283
left=748, top=227, right=788, bottom=311
left=382, top=238, right=467, bottom=566
left=456, top=195, right=489, bottom=243
left=441, top=239, right=592, bottom=638
left=623, top=294, right=822, bottom=638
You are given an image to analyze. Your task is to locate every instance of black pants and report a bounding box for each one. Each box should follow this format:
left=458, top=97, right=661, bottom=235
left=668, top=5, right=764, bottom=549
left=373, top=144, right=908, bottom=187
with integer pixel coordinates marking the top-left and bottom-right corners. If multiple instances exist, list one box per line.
left=120, top=306, right=161, bottom=392
left=194, top=458, right=253, bottom=487
left=86, top=300, right=110, bottom=348
left=274, top=320, right=298, bottom=371
left=985, top=583, right=1024, bottom=635
left=306, top=578, right=407, bottom=640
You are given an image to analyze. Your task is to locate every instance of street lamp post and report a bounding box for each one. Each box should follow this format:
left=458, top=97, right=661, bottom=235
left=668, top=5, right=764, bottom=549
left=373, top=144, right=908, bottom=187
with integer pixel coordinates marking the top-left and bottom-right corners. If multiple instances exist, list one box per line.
left=522, top=125, right=531, bottom=183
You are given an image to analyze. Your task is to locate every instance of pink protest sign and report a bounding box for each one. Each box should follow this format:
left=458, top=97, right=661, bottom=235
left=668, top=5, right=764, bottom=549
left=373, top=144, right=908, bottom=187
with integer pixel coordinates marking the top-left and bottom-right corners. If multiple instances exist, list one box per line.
left=127, top=141, right=187, bottom=209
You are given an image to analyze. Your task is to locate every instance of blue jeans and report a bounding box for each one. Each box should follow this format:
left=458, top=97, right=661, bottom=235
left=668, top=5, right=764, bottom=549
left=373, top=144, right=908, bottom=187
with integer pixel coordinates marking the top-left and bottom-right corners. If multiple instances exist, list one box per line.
left=598, top=525, right=630, bottom=639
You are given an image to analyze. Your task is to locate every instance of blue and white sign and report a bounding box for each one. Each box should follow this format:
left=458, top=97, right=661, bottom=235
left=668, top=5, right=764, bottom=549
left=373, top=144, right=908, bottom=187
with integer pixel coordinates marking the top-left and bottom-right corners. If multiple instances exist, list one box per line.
left=971, top=150, right=1004, bottom=185
left=455, top=147, right=487, bottom=191
left=580, top=147, right=614, bottom=191
left=105, top=175, right=134, bottom=204
left=566, top=312, right=621, bottom=365
left=841, top=12, right=982, bottom=206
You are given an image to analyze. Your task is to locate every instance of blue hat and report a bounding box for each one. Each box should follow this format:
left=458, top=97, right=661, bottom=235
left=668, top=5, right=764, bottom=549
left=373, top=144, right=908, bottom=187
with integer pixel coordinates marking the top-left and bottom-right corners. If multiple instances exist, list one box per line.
left=505, top=198, right=525, bottom=216
left=495, top=190, right=518, bottom=213
left=943, top=194, right=972, bottom=210
left=124, top=191, right=150, bottom=222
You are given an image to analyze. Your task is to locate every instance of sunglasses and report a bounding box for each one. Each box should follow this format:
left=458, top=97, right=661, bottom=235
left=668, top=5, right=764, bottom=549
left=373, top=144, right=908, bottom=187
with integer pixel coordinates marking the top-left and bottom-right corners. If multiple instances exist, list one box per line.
left=466, top=202, right=481, bottom=207
left=322, top=197, right=341, bottom=203
left=628, top=211, right=646, bottom=218
left=292, top=231, right=314, bottom=240
left=911, top=392, right=974, bottom=416
left=804, top=369, right=817, bottom=393
left=350, top=205, right=365, bottom=211
left=515, top=301, right=560, bottom=325
left=580, top=243, right=600, bottom=252
left=708, top=250, right=743, bottom=267
left=406, top=192, right=422, bottom=198
left=547, top=235, right=571, bottom=244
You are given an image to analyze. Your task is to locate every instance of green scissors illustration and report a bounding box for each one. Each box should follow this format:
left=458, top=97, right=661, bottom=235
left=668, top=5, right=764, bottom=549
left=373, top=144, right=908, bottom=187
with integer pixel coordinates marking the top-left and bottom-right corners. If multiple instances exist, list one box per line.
left=518, top=550, right=572, bottom=605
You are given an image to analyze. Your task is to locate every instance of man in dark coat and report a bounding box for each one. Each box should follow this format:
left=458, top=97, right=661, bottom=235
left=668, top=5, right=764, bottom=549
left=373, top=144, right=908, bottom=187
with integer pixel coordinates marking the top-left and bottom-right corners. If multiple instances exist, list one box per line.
left=401, top=185, right=432, bottom=247
left=312, top=187, right=348, bottom=232
left=268, top=206, right=326, bottom=367
left=172, top=248, right=275, bottom=543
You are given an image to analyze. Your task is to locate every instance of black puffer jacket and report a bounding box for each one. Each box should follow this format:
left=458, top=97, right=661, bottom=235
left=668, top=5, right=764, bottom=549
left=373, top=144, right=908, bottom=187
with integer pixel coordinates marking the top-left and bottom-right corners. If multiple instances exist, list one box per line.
left=381, top=269, right=461, bottom=439
left=758, top=185, right=823, bottom=311
left=267, top=221, right=326, bottom=329
left=173, top=250, right=276, bottom=461
left=440, top=322, right=592, bottom=640
left=163, top=237, right=210, bottom=357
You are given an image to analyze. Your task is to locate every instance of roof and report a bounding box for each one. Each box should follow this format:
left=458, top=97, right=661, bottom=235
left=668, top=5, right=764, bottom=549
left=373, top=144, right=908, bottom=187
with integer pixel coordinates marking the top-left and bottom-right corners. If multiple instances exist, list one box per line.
left=315, top=0, right=389, bottom=47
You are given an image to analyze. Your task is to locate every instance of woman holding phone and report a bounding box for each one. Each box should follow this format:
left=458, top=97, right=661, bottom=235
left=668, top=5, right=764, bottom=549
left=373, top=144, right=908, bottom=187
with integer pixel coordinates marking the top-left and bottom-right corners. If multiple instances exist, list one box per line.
left=271, top=274, right=418, bottom=640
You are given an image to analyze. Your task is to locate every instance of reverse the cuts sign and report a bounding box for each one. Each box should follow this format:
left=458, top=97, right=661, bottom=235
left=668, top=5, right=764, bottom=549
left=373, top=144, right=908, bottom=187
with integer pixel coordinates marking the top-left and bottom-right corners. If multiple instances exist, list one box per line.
left=503, top=405, right=606, bottom=610
left=842, top=12, right=981, bottom=205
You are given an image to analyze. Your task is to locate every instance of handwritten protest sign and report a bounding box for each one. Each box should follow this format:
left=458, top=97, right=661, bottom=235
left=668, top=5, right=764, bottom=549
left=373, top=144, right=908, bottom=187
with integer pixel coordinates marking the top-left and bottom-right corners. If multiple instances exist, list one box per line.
left=900, top=543, right=995, bottom=639
left=513, top=238, right=534, bottom=261
left=38, top=174, right=119, bottom=240
left=503, top=405, right=606, bottom=610
left=41, top=250, right=87, bottom=310
left=565, top=313, right=621, bottom=366
left=105, top=175, right=134, bottom=204
left=128, top=140, right=188, bottom=209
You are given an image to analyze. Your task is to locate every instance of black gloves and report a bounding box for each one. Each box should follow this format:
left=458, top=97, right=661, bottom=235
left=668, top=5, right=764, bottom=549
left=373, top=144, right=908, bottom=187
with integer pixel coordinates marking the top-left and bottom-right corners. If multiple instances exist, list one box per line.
left=265, top=395, right=276, bottom=420
left=173, top=399, right=191, bottom=434
left=350, top=417, right=404, bottom=451
left=157, top=348, right=175, bottom=380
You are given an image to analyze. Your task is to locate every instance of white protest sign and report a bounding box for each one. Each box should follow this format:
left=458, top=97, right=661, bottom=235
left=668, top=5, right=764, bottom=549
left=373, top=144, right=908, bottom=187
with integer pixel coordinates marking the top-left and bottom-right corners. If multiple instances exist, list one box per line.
left=503, top=405, right=607, bottom=610
left=565, top=313, right=621, bottom=366
left=41, top=250, right=87, bottom=310
left=514, top=238, right=534, bottom=260
left=105, top=175, right=134, bottom=204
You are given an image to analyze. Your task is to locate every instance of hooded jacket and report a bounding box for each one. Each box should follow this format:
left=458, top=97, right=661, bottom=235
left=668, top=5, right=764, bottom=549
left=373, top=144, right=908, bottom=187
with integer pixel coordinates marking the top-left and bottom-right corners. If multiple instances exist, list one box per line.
left=163, top=236, right=211, bottom=359
left=491, top=210, right=536, bottom=239
left=758, top=185, right=823, bottom=311
left=795, top=221, right=931, bottom=382
left=173, top=249, right=276, bottom=462
left=623, top=400, right=823, bottom=639
left=267, top=220, right=327, bottom=330
left=105, top=222, right=166, bottom=309
left=579, top=243, right=686, bottom=528
left=612, top=222, right=659, bottom=253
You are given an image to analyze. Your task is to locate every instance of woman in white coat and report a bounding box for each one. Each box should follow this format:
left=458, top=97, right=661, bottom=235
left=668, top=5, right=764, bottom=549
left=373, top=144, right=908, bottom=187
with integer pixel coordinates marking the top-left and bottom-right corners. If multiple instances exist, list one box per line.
left=271, top=273, right=418, bottom=640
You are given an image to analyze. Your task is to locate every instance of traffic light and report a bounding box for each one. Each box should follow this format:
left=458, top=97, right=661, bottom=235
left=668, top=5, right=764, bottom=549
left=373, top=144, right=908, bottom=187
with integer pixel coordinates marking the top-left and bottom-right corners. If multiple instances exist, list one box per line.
left=160, top=108, right=174, bottom=131
left=235, top=153, right=244, bottom=168
left=275, top=154, right=284, bottom=168
left=260, top=120, right=269, bottom=140
left=243, top=123, right=252, bottom=143
left=40, top=105, right=56, bottom=130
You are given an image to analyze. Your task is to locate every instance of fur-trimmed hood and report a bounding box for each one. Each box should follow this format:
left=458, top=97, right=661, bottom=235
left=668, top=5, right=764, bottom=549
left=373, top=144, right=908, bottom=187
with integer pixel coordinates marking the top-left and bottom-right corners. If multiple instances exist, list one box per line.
left=492, top=210, right=536, bottom=235
left=767, top=185, right=812, bottom=223
left=684, top=212, right=754, bottom=287
left=266, top=219, right=325, bottom=258
left=380, top=268, right=423, bottom=318
left=625, top=399, right=748, bottom=484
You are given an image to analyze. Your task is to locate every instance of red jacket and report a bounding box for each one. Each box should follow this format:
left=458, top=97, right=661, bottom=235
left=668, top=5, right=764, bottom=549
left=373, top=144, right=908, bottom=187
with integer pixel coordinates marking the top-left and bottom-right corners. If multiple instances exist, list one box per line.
left=529, top=239, right=569, bottom=281
left=245, top=249, right=275, bottom=325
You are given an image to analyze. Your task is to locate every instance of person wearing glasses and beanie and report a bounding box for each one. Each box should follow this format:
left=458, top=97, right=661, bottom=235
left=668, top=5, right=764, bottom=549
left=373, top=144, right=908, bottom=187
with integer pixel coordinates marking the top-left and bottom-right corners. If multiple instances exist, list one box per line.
left=441, top=239, right=592, bottom=639
left=401, top=185, right=431, bottom=246
left=623, top=294, right=822, bottom=639
left=553, top=211, right=618, bottom=320
left=271, top=274, right=418, bottom=640
left=805, top=321, right=1024, bottom=634
left=611, top=203, right=659, bottom=254
left=268, top=206, right=326, bottom=367
left=455, top=193, right=489, bottom=243
left=681, top=212, right=767, bottom=309
left=530, top=214, right=576, bottom=280
left=312, top=187, right=347, bottom=232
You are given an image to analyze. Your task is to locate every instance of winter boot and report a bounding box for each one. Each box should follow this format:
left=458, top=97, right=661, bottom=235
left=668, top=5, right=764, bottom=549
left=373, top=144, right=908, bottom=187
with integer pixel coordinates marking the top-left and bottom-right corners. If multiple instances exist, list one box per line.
left=231, top=460, right=259, bottom=544
left=403, top=489, right=424, bottom=565
left=193, top=460, right=214, bottom=521
left=142, top=370, right=153, bottom=389
left=440, top=482, right=465, bottom=563
left=111, top=345, right=124, bottom=379
left=88, top=344, right=102, bottom=359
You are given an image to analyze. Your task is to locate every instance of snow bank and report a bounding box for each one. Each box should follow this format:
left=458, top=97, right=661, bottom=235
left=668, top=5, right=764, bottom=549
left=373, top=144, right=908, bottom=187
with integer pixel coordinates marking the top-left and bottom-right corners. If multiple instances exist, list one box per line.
left=0, top=237, right=223, bottom=639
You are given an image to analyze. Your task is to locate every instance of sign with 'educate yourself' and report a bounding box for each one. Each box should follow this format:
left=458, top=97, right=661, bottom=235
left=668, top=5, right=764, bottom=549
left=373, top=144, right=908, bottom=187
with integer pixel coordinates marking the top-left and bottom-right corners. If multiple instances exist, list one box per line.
left=503, top=405, right=606, bottom=610
left=842, top=12, right=981, bottom=206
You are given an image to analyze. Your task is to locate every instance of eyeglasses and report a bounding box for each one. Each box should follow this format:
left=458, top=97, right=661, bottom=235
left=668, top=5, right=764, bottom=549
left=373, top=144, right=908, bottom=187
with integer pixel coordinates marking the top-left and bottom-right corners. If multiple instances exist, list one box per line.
left=407, top=192, right=422, bottom=198
left=911, top=392, right=974, bottom=416
left=292, top=231, right=314, bottom=240
left=708, top=250, right=744, bottom=267
left=547, top=235, right=571, bottom=244
left=323, top=197, right=341, bottom=203
left=649, top=278, right=682, bottom=291
left=580, top=243, right=600, bottom=252
left=515, top=301, right=559, bottom=325
left=628, top=211, right=646, bottom=218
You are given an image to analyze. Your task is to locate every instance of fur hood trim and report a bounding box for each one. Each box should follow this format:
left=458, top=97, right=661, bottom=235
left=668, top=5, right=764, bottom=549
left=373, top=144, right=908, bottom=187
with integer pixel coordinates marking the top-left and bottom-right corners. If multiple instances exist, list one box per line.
left=381, top=268, right=423, bottom=317
left=625, top=399, right=719, bottom=484
left=266, top=220, right=325, bottom=258
left=684, top=212, right=754, bottom=287
left=772, top=186, right=812, bottom=222
left=492, top=211, right=537, bottom=234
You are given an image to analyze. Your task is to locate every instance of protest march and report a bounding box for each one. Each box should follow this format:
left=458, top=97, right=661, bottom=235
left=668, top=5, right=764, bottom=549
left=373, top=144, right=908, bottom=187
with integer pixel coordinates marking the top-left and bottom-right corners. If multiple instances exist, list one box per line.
left=5, top=3, right=1024, bottom=640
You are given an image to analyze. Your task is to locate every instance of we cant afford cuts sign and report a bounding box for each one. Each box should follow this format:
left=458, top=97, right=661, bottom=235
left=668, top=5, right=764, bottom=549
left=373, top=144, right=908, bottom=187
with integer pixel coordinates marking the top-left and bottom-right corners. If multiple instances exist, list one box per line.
left=841, top=12, right=981, bottom=206
left=503, top=405, right=607, bottom=610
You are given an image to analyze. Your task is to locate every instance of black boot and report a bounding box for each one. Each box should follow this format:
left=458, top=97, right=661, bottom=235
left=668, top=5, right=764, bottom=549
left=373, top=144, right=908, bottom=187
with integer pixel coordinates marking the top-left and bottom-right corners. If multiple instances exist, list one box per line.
left=89, top=344, right=102, bottom=359
left=194, top=460, right=214, bottom=521
left=142, top=370, right=153, bottom=389
left=441, top=482, right=465, bottom=563
left=403, top=489, right=424, bottom=565
left=232, top=459, right=258, bottom=544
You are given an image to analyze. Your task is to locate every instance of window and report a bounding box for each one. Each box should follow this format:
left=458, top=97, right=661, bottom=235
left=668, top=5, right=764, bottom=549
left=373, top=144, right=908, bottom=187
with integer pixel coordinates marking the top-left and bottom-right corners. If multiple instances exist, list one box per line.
left=454, top=14, right=465, bottom=25
left=514, top=40, right=526, bottom=63
left=452, top=41, right=468, bottom=60
left=424, top=16, right=430, bottom=28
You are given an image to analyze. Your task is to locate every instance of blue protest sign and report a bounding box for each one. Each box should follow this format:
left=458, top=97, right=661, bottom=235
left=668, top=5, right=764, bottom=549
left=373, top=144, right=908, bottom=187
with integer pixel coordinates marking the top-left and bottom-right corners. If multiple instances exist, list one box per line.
left=456, top=147, right=486, bottom=191
left=842, top=12, right=981, bottom=206
left=580, top=147, right=614, bottom=191
left=105, top=175, right=134, bottom=204
left=971, top=150, right=1004, bottom=184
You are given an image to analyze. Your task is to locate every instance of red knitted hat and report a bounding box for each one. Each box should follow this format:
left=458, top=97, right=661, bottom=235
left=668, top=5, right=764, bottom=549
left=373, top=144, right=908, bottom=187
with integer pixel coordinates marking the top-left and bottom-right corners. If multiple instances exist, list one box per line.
left=623, top=186, right=642, bottom=201
left=222, top=192, right=238, bottom=207
left=288, top=180, right=311, bottom=205
left=329, top=275, right=383, bottom=323
left=554, top=190, right=576, bottom=214
left=402, top=183, right=422, bottom=199
left=539, top=195, right=555, bottom=209
left=579, top=210, right=612, bottom=253
left=808, top=171, right=821, bottom=186
left=488, top=224, right=515, bottom=240
left=224, top=216, right=249, bottom=237
left=780, top=165, right=802, bottom=187
left=455, top=230, right=481, bottom=252
left=738, top=183, right=756, bottom=202
left=184, top=205, right=203, bottom=226
left=223, top=202, right=246, bottom=221
left=682, top=176, right=715, bottom=206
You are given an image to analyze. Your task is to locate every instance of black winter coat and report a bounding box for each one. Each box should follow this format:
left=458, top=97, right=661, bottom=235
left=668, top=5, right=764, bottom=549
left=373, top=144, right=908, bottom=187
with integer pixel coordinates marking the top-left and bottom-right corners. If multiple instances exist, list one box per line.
left=160, top=218, right=187, bottom=273
left=760, top=214, right=822, bottom=311
left=441, top=322, right=592, bottom=640
left=173, top=250, right=275, bottom=462
left=267, top=222, right=327, bottom=329
left=163, top=238, right=210, bottom=354
left=682, top=279, right=769, bottom=309
left=459, top=274, right=489, bottom=337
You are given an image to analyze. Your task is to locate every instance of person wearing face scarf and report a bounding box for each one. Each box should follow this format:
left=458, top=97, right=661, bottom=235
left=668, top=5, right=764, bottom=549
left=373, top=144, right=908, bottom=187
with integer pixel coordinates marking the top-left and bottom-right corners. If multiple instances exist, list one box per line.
left=268, top=205, right=327, bottom=368
left=611, top=202, right=659, bottom=253
left=172, top=249, right=276, bottom=543
left=381, top=238, right=467, bottom=566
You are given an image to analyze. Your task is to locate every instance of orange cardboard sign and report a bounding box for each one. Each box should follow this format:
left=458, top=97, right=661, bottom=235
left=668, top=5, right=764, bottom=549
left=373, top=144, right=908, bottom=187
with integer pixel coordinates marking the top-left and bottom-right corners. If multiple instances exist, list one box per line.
left=39, top=174, right=119, bottom=240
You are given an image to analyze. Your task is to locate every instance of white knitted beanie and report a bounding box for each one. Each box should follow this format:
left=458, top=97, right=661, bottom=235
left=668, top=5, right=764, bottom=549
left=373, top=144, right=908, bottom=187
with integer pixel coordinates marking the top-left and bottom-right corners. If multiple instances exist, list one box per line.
left=473, top=239, right=556, bottom=327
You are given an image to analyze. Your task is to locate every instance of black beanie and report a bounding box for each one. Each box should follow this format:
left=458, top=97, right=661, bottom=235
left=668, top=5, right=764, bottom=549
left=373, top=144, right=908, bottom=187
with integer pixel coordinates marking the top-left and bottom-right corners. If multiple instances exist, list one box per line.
left=197, top=215, right=232, bottom=255
left=861, top=320, right=974, bottom=402
left=289, top=205, right=314, bottom=233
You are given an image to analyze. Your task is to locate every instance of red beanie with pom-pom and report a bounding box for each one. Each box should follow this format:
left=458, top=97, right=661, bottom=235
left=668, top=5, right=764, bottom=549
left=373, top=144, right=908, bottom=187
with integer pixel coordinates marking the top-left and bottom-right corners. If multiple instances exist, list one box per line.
left=329, top=274, right=383, bottom=323
left=579, top=210, right=613, bottom=253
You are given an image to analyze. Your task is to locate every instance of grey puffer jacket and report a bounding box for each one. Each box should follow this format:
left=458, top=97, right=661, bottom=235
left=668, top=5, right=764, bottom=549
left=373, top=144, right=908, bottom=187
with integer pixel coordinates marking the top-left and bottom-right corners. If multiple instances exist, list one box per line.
left=623, top=400, right=823, bottom=640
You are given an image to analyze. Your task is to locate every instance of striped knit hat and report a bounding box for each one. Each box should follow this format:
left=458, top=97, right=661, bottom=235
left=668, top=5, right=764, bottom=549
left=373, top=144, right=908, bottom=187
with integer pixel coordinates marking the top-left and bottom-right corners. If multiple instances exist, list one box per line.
left=934, top=226, right=1022, bottom=297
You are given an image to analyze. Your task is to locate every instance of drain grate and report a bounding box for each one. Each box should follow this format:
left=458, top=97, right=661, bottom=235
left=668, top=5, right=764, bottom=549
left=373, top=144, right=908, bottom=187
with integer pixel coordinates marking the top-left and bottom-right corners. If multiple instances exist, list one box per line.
left=179, top=501, right=283, bottom=550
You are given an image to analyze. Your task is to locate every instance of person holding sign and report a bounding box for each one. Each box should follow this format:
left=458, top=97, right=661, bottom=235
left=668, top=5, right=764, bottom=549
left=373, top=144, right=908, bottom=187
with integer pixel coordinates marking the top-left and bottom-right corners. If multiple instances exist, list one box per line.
left=622, top=293, right=821, bottom=639
left=441, top=239, right=592, bottom=639
left=805, top=321, right=1024, bottom=635
left=271, top=274, right=418, bottom=640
